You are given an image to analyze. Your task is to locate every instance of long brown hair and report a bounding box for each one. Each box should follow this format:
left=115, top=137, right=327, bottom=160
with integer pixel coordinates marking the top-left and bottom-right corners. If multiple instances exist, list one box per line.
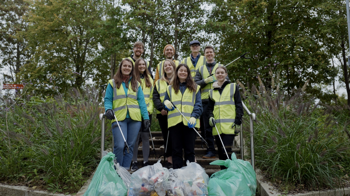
left=134, top=58, right=152, bottom=88
left=113, top=58, right=138, bottom=92
left=161, top=59, right=176, bottom=84
left=172, top=64, right=197, bottom=94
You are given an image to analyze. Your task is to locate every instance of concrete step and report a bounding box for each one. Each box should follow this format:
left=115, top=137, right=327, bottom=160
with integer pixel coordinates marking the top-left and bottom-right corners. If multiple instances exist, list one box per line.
left=135, top=146, right=240, bottom=156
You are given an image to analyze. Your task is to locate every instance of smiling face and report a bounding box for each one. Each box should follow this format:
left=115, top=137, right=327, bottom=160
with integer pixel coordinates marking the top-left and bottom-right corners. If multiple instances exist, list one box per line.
left=121, top=60, right=133, bottom=76
left=164, top=46, right=174, bottom=59
left=164, top=61, right=174, bottom=75
left=177, top=66, right=188, bottom=82
left=138, top=60, right=146, bottom=73
left=215, top=67, right=227, bottom=83
left=190, top=43, right=200, bottom=53
left=133, top=45, right=144, bottom=58
left=204, top=48, right=215, bottom=63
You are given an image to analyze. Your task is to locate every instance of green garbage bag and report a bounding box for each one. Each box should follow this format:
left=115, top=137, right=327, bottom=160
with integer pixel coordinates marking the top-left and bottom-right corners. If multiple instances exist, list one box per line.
left=84, top=152, right=127, bottom=196
left=208, top=153, right=257, bottom=196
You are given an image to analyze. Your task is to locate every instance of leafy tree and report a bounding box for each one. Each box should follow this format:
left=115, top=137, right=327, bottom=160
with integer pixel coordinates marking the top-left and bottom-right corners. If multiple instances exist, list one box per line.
left=0, top=0, right=29, bottom=85
left=19, top=0, right=125, bottom=97
left=207, top=0, right=338, bottom=102
left=122, top=0, right=207, bottom=65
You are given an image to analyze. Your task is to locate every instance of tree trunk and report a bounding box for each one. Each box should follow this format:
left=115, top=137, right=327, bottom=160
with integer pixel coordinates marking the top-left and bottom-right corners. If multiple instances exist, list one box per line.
left=341, top=39, right=350, bottom=108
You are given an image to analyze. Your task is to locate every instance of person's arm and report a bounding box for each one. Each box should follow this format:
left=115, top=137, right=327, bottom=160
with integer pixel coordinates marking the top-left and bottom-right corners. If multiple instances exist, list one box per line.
left=234, top=84, right=243, bottom=124
left=191, top=89, right=203, bottom=119
left=153, top=84, right=165, bottom=112
left=137, top=86, right=150, bottom=120
left=208, top=93, right=215, bottom=118
left=194, top=68, right=207, bottom=89
left=148, top=82, right=154, bottom=114
left=104, top=83, right=113, bottom=111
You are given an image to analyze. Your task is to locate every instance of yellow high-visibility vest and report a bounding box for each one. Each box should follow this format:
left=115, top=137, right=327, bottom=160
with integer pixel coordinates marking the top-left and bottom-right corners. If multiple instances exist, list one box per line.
left=108, top=79, right=142, bottom=122
left=198, top=63, right=222, bottom=101
left=181, top=55, right=206, bottom=78
left=157, top=60, right=180, bottom=79
left=209, top=83, right=236, bottom=135
left=166, top=85, right=200, bottom=128
left=140, top=75, right=154, bottom=114
left=155, top=79, right=168, bottom=114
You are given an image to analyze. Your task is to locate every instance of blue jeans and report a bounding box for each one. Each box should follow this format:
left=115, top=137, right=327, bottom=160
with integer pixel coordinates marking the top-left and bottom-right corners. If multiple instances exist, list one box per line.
left=112, top=118, right=141, bottom=168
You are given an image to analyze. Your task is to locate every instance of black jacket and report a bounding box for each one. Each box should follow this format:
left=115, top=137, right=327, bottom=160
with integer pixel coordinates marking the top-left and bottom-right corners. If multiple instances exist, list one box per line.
left=208, top=80, right=243, bottom=125
left=152, top=80, right=169, bottom=112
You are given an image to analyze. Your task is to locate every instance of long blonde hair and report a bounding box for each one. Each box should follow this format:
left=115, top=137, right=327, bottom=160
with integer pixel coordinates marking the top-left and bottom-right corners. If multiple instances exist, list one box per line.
left=161, top=59, right=176, bottom=84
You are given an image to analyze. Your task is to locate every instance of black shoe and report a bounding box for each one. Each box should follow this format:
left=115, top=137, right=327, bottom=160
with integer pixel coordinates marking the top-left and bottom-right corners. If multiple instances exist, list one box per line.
left=131, top=161, right=138, bottom=172
left=142, top=161, right=150, bottom=167
left=163, top=161, right=173, bottom=169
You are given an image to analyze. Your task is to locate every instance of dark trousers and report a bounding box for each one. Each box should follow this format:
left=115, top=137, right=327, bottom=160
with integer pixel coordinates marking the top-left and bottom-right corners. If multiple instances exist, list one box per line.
left=170, top=123, right=196, bottom=169
left=215, top=134, right=235, bottom=169
left=200, top=102, right=216, bottom=153
left=157, top=114, right=172, bottom=157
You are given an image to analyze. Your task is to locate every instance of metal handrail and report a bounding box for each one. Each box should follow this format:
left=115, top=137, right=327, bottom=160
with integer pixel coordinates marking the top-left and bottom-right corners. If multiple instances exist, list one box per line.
left=99, top=113, right=106, bottom=158
left=240, top=101, right=256, bottom=170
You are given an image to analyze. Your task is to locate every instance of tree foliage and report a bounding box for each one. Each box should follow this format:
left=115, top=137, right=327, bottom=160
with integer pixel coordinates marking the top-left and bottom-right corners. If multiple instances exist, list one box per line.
left=208, top=0, right=339, bottom=103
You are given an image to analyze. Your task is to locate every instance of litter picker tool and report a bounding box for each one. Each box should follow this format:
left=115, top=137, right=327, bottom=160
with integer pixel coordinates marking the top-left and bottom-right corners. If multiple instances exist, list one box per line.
left=214, top=124, right=230, bottom=159
left=224, top=52, right=250, bottom=68
left=170, top=101, right=209, bottom=148
left=113, top=116, right=130, bottom=154
left=149, top=128, right=157, bottom=158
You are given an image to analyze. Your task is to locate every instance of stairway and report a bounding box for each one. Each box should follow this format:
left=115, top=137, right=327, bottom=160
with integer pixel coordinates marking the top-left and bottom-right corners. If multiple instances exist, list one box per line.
left=135, top=131, right=241, bottom=176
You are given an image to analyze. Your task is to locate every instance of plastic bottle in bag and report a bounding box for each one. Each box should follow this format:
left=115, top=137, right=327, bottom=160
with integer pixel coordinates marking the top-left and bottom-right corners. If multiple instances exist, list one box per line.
left=149, top=171, right=165, bottom=184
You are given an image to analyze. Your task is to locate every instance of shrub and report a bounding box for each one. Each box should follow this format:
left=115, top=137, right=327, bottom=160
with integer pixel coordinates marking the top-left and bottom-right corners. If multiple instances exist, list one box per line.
left=0, top=87, right=101, bottom=193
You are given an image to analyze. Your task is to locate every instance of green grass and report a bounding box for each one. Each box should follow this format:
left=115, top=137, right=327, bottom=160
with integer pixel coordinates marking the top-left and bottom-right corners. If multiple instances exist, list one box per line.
left=241, top=86, right=350, bottom=192
left=0, top=88, right=101, bottom=193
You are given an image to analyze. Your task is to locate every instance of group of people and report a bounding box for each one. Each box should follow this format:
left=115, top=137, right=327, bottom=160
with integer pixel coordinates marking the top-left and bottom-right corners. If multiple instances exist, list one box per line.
left=104, top=40, right=243, bottom=172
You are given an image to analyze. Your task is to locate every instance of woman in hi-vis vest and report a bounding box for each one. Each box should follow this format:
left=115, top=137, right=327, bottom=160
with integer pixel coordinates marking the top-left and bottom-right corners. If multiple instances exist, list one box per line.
left=130, top=58, right=154, bottom=172
left=104, top=58, right=150, bottom=170
left=163, top=64, right=203, bottom=169
left=152, top=59, right=176, bottom=168
left=207, top=66, right=243, bottom=168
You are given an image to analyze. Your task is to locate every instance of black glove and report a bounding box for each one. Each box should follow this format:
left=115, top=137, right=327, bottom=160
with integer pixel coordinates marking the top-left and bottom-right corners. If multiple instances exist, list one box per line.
left=143, top=119, right=151, bottom=131
left=234, top=118, right=242, bottom=126
left=105, top=109, right=115, bottom=120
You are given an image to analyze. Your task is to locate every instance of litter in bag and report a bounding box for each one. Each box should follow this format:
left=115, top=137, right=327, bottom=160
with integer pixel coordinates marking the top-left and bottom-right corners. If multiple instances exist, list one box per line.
left=208, top=153, right=256, bottom=196
left=116, top=162, right=132, bottom=188
left=84, top=152, right=127, bottom=196
left=128, top=160, right=168, bottom=196
left=165, top=161, right=209, bottom=196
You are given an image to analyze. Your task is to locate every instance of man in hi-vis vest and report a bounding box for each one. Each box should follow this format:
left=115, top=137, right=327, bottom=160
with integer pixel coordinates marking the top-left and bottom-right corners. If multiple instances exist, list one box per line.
left=154, top=44, right=180, bottom=83
left=123, top=41, right=152, bottom=78
left=194, top=45, right=230, bottom=159
left=181, top=40, right=206, bottom=79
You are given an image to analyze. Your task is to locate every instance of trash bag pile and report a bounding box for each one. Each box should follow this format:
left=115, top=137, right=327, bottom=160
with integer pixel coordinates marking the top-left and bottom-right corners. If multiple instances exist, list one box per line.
left=84, top=152, right=256, bottom=196
left=208, top=153, right=257, bottom=196
left=84, top=152, right=127, bottom=196
left=165, top=161, right=209, bottom=196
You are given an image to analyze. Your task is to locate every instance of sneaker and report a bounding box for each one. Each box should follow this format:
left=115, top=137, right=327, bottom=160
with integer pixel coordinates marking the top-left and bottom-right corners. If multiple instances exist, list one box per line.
left=163, top=161, right=173, bottom=169
left=142, top=161, right=150, bottom=167
left=202, top=151, right=216, bottom=159
left=131, top=161, right=138, bottom=172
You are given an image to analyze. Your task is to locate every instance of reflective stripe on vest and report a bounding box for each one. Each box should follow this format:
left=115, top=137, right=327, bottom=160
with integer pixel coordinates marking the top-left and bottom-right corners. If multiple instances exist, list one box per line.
left=109, top=79, right=142, bottom=122
left=157, top=60, right=180, bottom=79
left=199, top=63, right=222, bottom=101
left=183, top=56, right=206, bottom=78
left=167, top=85, right=200, bottom=128
left=155, top=79, right=168, bottom=114
left=141, top=75, right=154, bottom=114
left=209, top=83, right=236, bottom=135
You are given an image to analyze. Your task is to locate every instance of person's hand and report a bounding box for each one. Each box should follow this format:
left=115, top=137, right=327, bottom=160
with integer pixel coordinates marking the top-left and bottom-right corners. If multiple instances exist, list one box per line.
left=143, top=119, right=150, bottom=131
left=188, top=117, right=197, bottom=128
left=204, top=76, right=215, bottom=84
left=164, top=100, right=174, bottom=111
left=234, top=118, right=242, bottom=126
left=105, top=109, right=115, bottom=120
left=209, top=117, right=216, bottom=127
left=161, top=109, right=168, bottom=116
